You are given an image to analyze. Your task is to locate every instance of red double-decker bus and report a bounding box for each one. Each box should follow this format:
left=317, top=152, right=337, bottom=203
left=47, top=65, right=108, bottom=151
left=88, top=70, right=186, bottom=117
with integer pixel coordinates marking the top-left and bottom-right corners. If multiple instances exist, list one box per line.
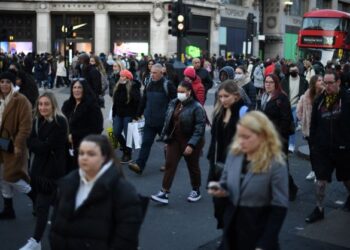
left=298, top=9, right=350, bottom=65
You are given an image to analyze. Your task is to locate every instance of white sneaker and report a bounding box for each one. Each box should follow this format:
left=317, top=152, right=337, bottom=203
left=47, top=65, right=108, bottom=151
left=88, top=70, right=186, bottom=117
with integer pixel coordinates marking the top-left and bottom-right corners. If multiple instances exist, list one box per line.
left=19, top=238, right=41, bottom=250
left=187, top=190, right=201, bottom=202
left=288, top=145, right=295, bottom=153
left=306, top=171, right=316, bottom=181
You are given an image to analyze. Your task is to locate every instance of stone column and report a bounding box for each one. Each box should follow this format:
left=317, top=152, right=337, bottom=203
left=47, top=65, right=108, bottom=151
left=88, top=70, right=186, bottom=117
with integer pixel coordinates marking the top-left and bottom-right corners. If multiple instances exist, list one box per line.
left=210, top=18, right=219, bottom=57
left=36, top=11, right=51, bottom=53
left=94, top=11, right=109, bottom=55
left=308, top=0, right=317, bottom=10
left=332, top=0, right=338, bottom=10
left=150, top=17, right=168, bottom=56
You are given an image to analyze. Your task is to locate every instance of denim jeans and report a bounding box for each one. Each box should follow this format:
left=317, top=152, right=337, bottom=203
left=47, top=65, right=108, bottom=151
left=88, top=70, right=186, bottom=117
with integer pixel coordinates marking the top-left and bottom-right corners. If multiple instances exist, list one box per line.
left=289, top=106, right=297, bottom=148
left=113, top=115, right=132, bottom=152
left=136, top=124, right=163, bottom=170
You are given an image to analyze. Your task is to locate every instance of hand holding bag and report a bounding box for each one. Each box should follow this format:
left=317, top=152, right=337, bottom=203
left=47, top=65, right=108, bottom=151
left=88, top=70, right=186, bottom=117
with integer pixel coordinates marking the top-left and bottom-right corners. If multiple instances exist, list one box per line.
left=0, top=126, right=14, bottom=153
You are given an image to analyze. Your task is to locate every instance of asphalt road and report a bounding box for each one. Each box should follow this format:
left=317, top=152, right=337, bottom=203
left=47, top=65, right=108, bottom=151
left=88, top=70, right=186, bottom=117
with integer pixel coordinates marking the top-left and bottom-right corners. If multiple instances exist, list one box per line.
left=0, top=85, right=349, bottom=250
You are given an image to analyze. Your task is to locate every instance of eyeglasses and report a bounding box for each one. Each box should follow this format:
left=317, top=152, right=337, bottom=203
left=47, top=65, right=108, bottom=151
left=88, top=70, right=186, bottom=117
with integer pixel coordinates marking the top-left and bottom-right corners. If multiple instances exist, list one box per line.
left=324, top=81, right=335, bottom=85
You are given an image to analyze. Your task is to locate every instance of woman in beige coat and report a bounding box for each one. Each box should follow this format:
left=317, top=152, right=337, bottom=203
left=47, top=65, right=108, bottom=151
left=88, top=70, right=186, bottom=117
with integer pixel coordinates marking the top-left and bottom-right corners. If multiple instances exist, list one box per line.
left=297, top=74, right=324, bottom=181
left=0, top=71, right=34, bottom=220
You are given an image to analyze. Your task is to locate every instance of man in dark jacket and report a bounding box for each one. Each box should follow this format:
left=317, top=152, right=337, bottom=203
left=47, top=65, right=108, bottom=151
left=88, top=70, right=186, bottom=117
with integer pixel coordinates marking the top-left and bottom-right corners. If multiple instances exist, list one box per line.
left=281, top=64, right=308, bottom=152
left=128, top=63, right=176, bottom=174
left=306, top=70, right=350, bottom=223
left=192, top=58, right=213, bottom=98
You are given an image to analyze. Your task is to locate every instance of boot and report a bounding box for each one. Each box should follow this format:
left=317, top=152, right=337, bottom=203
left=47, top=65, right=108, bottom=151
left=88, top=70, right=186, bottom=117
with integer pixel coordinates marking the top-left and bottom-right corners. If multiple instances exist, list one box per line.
left=121, top=149, right=132, bottom=163
left=0, top=197, right=16, bottom=219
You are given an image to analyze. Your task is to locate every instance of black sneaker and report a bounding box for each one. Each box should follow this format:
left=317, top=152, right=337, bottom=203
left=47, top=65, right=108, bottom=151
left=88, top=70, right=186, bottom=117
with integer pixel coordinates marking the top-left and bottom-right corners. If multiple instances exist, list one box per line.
left=343, top=195, right=350, bottom=212
left=305, top=207, right=324, bottom=223
left=151, top=190, right=169, bottom=204
left=187, top=190, right=201, bottom=202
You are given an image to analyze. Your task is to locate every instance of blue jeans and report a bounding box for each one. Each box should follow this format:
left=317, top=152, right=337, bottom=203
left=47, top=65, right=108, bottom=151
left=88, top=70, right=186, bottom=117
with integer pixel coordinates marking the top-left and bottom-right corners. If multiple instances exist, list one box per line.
left=113, top=115, right=132, bottom=152
left=289, top=106, right=297, bottom=148
left=136, top=124, right=163, bottom=170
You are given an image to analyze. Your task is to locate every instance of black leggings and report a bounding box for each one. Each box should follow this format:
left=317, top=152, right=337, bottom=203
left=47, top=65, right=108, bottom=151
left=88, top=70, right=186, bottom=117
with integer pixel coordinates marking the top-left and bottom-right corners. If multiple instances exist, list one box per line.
left=33, top=193, right=54, bottom=241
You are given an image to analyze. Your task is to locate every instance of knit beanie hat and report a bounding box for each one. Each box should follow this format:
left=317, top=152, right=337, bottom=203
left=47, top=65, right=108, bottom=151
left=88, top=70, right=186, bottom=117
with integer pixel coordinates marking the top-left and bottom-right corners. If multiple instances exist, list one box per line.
left=0, top=71, right=16, bottom=85
left=120, top=69, right=133, bottom=80
left=184, top=67, right=196, bottom=81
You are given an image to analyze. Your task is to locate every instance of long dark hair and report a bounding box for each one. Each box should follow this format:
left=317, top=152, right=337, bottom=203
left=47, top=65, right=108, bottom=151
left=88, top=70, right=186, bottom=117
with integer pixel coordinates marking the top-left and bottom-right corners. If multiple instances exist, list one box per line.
left=80, top=134, right=123, bottom=177
left=264, top=74, right=286, bottom=99
left=67, top=78, right=95, bottom=105
left=308, top=74, right=321, bottom=102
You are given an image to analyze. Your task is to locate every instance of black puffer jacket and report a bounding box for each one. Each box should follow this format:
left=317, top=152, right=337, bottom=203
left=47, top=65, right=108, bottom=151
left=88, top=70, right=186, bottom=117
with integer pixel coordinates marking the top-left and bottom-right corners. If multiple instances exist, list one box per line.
left=50, top=164, right=143, bottom=250
left=161, top=97, right=206, bottom=147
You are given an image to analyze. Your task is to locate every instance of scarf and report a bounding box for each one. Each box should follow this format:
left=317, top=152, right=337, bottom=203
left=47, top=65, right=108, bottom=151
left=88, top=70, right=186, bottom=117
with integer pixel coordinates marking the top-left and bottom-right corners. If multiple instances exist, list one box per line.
left=260, top=92, right=271, bottom=111
left=324, top=93, right=338, bottom=110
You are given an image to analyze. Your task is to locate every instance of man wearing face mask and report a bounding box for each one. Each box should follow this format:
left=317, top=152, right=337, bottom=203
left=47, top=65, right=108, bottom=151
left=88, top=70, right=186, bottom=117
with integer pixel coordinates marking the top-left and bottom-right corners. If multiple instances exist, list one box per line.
left=128, top=63, right=176, bottom=175
left=234, top=65, right=256, bottom=109
left=281, top=64, right=308, bottom=153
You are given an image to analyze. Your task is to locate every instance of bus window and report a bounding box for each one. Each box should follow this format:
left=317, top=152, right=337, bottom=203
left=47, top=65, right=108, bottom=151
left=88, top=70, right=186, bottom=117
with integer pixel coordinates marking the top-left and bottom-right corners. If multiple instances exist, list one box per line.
left=302, top=18, right=341, bottom=31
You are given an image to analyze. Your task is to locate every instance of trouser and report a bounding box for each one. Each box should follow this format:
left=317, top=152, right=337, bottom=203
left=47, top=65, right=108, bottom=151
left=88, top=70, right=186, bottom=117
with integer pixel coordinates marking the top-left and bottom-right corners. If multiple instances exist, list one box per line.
left=0, top=164, right=31, bottom=198
left=282, top=140, right=297, bottom=191
left=162, top=138, right=204, bottom=191
left=56, top=76, right=68, bottom=87
left=113, top=115, right=132, bottom=152
left=136, top=124, right=163, bottom=170
left=33, top=193, right=53, bottom=241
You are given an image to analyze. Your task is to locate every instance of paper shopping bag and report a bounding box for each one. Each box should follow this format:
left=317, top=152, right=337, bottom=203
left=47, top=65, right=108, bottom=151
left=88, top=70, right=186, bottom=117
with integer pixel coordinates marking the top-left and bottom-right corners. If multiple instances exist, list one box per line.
left=132, top=120, right=145, bottom=149
left=126, top=122, right=136, bottom=148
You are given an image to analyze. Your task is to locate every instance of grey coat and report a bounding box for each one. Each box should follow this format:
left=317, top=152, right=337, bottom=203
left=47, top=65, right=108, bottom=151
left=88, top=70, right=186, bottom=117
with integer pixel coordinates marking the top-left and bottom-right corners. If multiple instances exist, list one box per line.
left=219, top=153, right=288, bottom=250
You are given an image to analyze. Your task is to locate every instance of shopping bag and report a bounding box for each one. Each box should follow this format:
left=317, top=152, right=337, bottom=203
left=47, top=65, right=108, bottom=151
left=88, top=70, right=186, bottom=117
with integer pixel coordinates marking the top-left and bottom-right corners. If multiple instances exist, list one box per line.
left=132, top=120, right=144, bottom=149
left=106, top=127, right=119, bottom=149
left=126, top=120, right=144, bottom=149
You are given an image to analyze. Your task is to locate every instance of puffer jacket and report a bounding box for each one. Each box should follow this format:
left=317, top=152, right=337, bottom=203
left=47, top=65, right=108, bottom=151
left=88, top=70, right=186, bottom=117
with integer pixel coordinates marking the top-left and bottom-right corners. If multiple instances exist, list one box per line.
left=161, top=97, right=206, bottom=148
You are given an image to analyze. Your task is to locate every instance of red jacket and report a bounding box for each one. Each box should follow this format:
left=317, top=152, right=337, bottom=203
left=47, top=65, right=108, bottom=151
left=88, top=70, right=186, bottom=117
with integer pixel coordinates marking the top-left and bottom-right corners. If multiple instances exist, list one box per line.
left=192, top=77, right=205, bottom=106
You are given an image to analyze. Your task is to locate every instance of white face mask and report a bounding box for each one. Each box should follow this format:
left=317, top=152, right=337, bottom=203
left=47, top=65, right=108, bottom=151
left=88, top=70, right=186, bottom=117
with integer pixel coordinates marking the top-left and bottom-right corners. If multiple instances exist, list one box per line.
left=234, top=74, right=244, bottom=81
left=177, top=93, right=188, bottom=102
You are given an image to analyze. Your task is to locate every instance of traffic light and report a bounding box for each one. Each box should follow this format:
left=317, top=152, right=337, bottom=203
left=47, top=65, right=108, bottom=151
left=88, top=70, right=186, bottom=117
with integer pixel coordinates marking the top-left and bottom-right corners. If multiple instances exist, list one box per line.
left=247, top=13, right=257, bottom=39
left=168, top=2, right=179, bottom=36
left=184, top=5, right=192, bottom=35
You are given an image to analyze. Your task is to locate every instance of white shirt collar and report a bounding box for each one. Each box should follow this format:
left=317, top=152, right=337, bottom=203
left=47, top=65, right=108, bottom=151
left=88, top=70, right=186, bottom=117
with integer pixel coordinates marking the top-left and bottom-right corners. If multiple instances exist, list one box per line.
left=79, top=160, right=113, bottom=185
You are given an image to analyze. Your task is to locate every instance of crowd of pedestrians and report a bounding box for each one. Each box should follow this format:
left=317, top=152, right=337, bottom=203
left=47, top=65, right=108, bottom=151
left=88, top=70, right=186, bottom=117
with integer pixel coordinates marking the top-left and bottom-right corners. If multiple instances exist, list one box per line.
left=0, top=50, right=349, bottom=250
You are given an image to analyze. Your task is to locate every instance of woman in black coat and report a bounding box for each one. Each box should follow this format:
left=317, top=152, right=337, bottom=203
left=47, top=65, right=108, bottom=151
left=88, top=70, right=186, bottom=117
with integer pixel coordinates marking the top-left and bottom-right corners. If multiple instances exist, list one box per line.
left=259, top=74, right=298, bottom=201
left=62, top=79, right=103, bottom=172
left=19, top=92, right=68, bottom=249
left=151, top=81, right=206, bottom=204
left=207, top=80, right=249, bottom=229
left=50, top=135, right=144, bottom=250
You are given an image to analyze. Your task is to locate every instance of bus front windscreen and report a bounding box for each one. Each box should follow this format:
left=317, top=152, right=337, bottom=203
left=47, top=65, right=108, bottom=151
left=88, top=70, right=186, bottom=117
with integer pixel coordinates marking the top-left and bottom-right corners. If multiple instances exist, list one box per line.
left=302, top=18, right=342, bottom=31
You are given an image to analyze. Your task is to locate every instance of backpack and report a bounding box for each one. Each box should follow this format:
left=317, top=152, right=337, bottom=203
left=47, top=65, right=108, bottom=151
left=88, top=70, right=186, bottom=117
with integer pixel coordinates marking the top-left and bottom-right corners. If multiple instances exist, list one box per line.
left=146, top=79, right=169, bottom=96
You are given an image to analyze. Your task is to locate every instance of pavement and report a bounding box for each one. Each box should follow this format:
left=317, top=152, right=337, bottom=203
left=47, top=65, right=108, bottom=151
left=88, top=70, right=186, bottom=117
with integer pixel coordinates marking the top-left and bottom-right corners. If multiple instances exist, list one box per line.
left=0, top=85, right=349, bottom=250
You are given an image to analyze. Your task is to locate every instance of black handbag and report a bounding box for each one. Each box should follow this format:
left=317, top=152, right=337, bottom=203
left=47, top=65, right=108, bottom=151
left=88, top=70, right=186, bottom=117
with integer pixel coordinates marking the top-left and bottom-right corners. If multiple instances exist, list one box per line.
left=0, top=126, right=13, bottom=153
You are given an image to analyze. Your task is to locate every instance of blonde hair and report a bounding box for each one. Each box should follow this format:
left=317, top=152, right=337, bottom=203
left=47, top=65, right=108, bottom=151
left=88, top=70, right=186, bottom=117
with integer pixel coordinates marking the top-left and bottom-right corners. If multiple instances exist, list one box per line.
left=113, top=60, right=125, bottom=72
left=113, top=78, right=133, bottom=104
left=231, top=111, right=285, bottom=173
